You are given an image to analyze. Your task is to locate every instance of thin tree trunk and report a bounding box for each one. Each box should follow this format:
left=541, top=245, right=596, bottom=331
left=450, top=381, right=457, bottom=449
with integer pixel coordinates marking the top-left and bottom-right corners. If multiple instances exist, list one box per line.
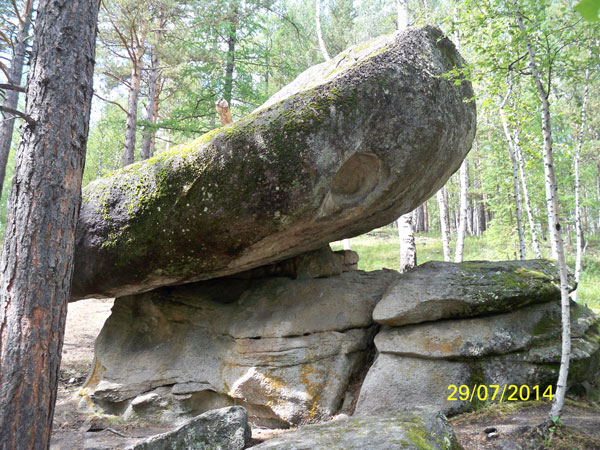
left=0, top=0, right=98, bottom=446
left=316, top=0, right=330, bottom=61
left=123, top=36, right=146, bottom=167
left=397, top=0, right=408, bottom=30
left=437, top=186, right=451, bottom=262
left=423, top=201, right=429, bottom=232
left=0, top=0, right=34, bottom=201
left=224, top=11, right=237, bottom=104
left=597, top=162, right=600, bottom=236
left=515, top=2, right=570, bottom=421
left=574, top=67, right=589, bottom=301
left=514, top=131, right=542, bottom=258
left=499, top=80, right=526, bottom=259
left=455, top=160, right=468, bottom=262
left=141, top=16, right=163, bottom=161
left=398, top=212, right=416, bottom=272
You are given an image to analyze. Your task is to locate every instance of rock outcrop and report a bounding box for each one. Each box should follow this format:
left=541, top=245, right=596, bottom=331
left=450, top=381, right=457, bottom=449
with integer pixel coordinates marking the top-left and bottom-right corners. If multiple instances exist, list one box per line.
left=248, top=408, right=460, bottom=450
left=84, top=248, right=397, bottom=427
left=126, top=406, right=251, bottom=450
left=355, top=261, right=600, bottom=416
left=72, top=25, right=475, bottom=300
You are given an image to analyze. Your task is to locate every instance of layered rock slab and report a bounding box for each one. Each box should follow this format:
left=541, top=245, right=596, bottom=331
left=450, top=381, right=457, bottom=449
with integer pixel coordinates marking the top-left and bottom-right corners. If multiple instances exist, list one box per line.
left=72, top=25, right=475, bottom=299
left=125, top=406, right=251, bottom=450
left=249, top=408, right=460, bottom=450
left=86, top=267, right=397, bottom=426
left=373, top=259, right=574, bottom=326
left=357, top=261, right=599, bottom=416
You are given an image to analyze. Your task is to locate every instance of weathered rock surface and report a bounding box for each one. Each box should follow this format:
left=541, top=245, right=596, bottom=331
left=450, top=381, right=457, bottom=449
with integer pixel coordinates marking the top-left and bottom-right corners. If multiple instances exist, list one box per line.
left=373, top=260, right=574, bottom=326
left=356, top=297, right=600, bottom=416
left=125, top=406, right=251, bottom=450
left=86, top=268, right=397, bottom=426
left=72, top=25, right=475, bottom=299
left=249, top=408, right=459, bottom=449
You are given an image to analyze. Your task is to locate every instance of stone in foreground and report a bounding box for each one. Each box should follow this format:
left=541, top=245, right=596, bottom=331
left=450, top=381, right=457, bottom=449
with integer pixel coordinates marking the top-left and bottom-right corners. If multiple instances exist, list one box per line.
left=72, top=25, right=475, bottom=299
left=125, top=406, right=251, bottom=450
left=373, top=260, right=573, bottom=327
left=248, top=408, right=460, bottom=449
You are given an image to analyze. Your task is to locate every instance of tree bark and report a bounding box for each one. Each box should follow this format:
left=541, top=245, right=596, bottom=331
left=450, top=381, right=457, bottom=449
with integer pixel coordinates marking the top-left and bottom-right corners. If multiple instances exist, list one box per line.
left=0, top=0, right=98, bottom=447
left=573, top=67, right=589, bottom=301
left=398, top=212, right=416, bottom=272
left=513, top=131, right=542, bottom=258
left=316, top=0, right=330, bottom=61
left=514, top=1, right=570, bottom=421
left=140, top=16, right=163, bottom=161
left=397, top=0, right=408, bottom=30
left=0, top=0, right=34, bottom=202
left=499, top=81, right=526, bottom=260
left=437, top=186, right=451, bottom=262
left=224, top=9, right=237, bottom=105
left=454, top=159, right=468, bottom=262
left=123, top=34, right=146, bottom=167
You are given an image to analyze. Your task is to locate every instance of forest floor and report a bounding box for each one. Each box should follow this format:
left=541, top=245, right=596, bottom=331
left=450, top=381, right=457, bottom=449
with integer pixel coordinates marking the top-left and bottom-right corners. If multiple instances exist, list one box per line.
left=51, top=230, right=600, bottom=448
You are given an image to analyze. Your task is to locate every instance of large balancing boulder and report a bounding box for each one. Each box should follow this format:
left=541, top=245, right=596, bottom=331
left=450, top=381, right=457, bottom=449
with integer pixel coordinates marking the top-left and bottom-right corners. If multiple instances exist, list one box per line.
left=72, top=25, right=475, bottom=299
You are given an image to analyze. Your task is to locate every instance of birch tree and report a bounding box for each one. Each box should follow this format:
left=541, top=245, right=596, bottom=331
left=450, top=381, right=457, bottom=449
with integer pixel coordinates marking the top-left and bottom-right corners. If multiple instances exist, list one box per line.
left=454, top=159, right=469, bottom=262
left=437, top=186, right=451, bottom=262
left=514, top=0, right=572, bottom=421
left=0, top=0, right=99, bottom=446
left=316, top=0, right=330, bottom=61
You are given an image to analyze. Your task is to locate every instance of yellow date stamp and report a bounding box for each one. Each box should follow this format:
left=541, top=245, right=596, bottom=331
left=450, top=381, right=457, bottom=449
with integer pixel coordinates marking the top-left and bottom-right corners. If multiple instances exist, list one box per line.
left=447, top=384, right=554, bottom=402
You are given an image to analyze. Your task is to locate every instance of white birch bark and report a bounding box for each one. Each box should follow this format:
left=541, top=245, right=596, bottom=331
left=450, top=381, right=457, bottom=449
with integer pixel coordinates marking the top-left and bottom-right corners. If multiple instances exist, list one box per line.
left=514, top=1, right=570, bottom=420
left=514, top=131, right=542, bottom=258
left=316, top=0, right=330, bottom=61
left=437, top=186, right=451, bottom=262
left=454, top=159, right=468, bottom=262
left=499, top=80, right=526, bottom=259
left=397, top=0, right=408, bottom=30
left=398, top=213, right=416, bottom=272
left=574, top=67, right=589, bottom=301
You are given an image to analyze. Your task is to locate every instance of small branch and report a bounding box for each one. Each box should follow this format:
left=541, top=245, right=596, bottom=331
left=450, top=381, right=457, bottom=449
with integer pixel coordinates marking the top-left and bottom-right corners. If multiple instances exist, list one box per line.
left=93, top=92, right=129, bottom=116
left=0, top=61, right=13, bottom=83
left=0, top=105, right=35, bottom=128
left=0, top=83, right=26, bottom=93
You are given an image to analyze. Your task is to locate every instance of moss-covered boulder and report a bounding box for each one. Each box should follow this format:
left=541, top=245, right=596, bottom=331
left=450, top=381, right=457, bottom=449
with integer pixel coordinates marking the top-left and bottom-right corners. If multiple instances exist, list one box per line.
left=373, top=260, right=574, bottom=327
left=248, top=408, right=460, bottom=450
left=72, top=25, right=475, bottom=299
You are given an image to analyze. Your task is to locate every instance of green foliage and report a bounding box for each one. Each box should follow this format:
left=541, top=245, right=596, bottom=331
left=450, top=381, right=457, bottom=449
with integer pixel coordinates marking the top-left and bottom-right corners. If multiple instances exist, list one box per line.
left=575, top=0, right=600, bottom=21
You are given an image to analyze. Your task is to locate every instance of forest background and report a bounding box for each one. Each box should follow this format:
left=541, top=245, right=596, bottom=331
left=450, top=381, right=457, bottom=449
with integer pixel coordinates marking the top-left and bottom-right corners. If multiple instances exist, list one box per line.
left=1, top=0, right=599, bottom=311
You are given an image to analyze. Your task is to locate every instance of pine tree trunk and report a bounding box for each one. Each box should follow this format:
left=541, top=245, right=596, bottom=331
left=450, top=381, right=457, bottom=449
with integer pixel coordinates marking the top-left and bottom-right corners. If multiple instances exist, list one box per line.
left=454, top=159, right=468, bottom=262
left=224, top=11, right=237, bottom=104
left=514, top=2, right=570, bottom=420
left=0, top=0, right=34, bottom=201
left=499, top=82, right=526, bottom=259
left=0, top=0, right=98, bottom=446
left=123, top=38, right=145, bottom=167
left=437, top=186, right=451, bottom=262
left=316, top=0, right=330, bottom=61
left=514, top=131, right=542, bottom=258
left=141, top=17, right=162, bottom=161
left=573, top=67, right=589, bottom=301
left=398, top=212, right=416, bottom=272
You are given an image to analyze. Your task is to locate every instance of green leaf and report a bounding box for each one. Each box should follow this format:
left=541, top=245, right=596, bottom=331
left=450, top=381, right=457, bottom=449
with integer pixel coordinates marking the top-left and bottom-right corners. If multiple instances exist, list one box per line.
left=574, top=0, right=600, bottom=21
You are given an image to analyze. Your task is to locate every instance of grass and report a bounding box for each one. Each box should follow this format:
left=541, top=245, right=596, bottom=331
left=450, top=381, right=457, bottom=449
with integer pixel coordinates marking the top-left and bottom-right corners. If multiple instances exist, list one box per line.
left=331, top=227, right=600, bottom=313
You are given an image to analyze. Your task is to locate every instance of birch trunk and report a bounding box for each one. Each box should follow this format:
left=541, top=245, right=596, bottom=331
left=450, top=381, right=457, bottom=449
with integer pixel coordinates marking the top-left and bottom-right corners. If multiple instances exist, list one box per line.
left=454, top=159, right=468, bottom=262
left=398, top=212, right=416, bottom=272
left=499, top=81, right=526, bottom=259
left=514, top=131, right=542, bottom=258
left=515, top=1, right=570, bottom=420
left=437, top=186, right=451, bottom=262
left=0, top=0, right=98, bottom=445
left=316, top=0, right=330, bottom=60
left=573, top=67, right=589, bottom=301
left=0, top=0, right=34, bottom=201
left=397, top=0, right=408, bottom=30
